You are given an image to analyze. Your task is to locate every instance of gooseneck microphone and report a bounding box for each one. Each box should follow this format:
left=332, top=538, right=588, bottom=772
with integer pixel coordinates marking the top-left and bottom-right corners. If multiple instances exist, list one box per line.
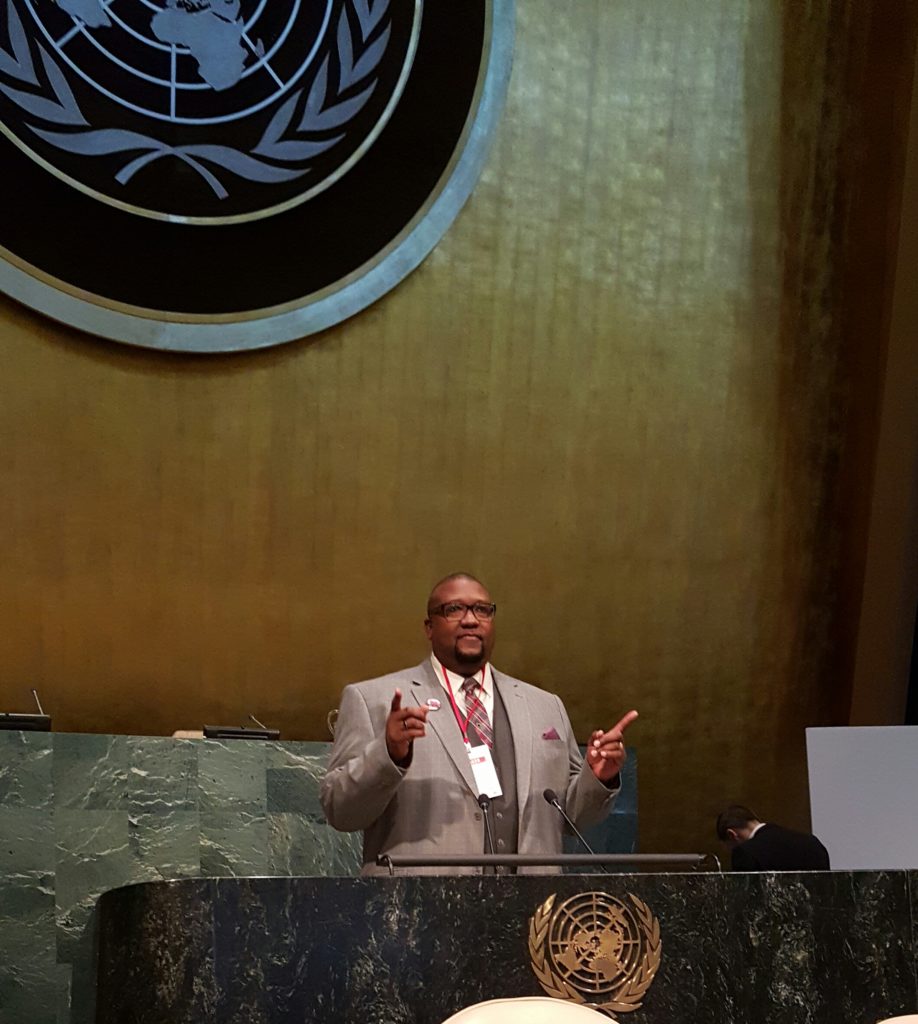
left=477, top=793, right=496, bottom=873
left=542, top=788, right=608, bottom=873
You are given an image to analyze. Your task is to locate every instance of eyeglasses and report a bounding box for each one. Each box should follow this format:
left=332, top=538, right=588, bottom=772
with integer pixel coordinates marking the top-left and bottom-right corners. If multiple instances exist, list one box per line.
left=429, top=602, right=497, bottom=622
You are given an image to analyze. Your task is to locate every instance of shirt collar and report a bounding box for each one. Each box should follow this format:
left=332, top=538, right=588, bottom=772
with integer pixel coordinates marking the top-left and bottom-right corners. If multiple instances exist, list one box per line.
left=430, top=653, right=493, bottom=696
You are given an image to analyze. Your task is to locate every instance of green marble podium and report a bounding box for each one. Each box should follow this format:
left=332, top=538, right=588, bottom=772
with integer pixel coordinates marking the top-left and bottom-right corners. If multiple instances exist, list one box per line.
left=94, top=872, right=918, bottom=1024
left=0, top=731, right=638, bottom=1024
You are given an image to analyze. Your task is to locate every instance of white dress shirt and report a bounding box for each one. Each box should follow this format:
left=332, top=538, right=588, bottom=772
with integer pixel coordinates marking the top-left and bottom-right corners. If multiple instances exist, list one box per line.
left=430, top=654, right=494, bottom=721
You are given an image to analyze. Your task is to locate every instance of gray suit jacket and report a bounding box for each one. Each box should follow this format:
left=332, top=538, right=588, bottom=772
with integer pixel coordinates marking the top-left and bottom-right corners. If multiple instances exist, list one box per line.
left=320, top=660, right=618, bottom=875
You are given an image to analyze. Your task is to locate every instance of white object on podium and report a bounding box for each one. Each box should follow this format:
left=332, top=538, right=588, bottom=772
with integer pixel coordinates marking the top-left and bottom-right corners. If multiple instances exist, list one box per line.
left=441, top=997, right=606, bottom=1023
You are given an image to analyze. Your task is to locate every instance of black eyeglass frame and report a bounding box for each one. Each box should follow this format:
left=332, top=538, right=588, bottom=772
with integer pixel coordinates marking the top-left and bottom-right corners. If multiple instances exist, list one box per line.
left=428, top=602, right=497, bottom=622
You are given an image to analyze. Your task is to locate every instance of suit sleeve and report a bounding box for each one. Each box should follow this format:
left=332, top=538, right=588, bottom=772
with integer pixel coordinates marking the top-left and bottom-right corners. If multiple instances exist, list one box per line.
left=556, top=694, right=619, bottom=830
left=320, top=684, right=406, bottom=832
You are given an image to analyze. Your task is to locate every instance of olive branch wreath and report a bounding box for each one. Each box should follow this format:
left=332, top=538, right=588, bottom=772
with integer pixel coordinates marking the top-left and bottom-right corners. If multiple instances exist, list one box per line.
left=0, top=0, right=390, bottom=197
left=527, top=892, right=662, bottom=1019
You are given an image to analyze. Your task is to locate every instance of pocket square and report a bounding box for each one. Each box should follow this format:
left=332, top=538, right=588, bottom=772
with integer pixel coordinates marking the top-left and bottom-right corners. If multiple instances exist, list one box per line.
left=541, top=727, right=561, bottom=740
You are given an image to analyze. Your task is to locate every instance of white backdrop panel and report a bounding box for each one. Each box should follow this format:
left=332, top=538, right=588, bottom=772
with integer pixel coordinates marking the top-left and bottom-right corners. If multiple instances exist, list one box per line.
left=807, top=726, right=918, bottom=870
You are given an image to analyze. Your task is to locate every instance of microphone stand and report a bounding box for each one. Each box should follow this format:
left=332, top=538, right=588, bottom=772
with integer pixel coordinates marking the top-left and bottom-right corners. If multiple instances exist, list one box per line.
left=477, top=794, right=496, bottom=875
left=543, top=788, right=608, bottom=873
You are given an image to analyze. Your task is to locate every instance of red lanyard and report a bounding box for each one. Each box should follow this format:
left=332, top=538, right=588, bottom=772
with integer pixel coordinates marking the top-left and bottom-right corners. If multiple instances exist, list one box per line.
left=441, top=665, right=486, bottom=746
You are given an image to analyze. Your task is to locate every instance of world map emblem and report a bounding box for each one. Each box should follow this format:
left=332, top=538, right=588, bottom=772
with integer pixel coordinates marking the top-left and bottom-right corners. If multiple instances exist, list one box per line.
left=0, top=0, right=513, bottom=350
left=528, top=892, right=662, bottom=1017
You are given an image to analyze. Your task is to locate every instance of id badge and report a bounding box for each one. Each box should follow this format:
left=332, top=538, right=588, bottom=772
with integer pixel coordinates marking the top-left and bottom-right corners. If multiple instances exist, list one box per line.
left=468, top=743, right=502, bottom=798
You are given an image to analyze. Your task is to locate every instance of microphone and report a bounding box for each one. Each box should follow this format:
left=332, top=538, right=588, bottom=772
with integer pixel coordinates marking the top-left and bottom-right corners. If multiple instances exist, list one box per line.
left=542, top=788, right=608, bottom=872
left=477, top=793, right=496, bottom=873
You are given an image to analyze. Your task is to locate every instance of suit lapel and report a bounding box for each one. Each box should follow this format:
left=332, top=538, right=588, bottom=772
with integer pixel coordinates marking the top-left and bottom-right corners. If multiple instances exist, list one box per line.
left=408, top=661, right=477, bottom=795
left=494, top=671, right=532, bottom=824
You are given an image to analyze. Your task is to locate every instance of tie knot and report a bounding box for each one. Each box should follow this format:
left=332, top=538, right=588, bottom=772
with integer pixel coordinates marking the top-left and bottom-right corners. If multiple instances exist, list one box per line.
left=461, top=677, right=479, bottom=697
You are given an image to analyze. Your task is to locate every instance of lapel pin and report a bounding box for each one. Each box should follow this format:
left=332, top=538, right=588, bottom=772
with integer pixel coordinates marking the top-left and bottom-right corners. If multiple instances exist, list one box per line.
left=425, top=698, right=441, bottom=711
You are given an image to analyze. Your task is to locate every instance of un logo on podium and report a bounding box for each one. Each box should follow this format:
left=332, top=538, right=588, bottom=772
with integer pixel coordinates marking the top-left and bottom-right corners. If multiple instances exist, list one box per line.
left=0, top=0, right=513, bottom=350
left=529, top=892, right=662, bottom=1018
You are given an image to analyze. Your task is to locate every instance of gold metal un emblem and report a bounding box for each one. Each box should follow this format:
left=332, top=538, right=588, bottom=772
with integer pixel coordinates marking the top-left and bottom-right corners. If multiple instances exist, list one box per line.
left=528, top=892, right=661, bottom=1017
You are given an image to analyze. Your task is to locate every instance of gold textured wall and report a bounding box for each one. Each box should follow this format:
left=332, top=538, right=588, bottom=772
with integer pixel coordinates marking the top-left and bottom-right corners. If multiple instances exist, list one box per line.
left=0, top=0, right=914, bottom=855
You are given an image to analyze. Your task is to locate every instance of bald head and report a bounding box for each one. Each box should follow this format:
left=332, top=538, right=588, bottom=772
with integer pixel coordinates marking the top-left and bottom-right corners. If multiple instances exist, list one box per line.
left=426, top=572, right=485, bottom=613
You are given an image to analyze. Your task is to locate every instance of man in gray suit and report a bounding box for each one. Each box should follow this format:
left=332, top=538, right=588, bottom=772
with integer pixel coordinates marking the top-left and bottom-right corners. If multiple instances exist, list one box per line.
left=321, top=573, right=638, bottom=875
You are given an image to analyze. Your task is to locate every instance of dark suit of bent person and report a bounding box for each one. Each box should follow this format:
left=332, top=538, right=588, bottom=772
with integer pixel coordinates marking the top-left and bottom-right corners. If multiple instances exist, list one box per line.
left=320, top=660, right=618, bottom=875
left=732, top=823, right=830, bottom=871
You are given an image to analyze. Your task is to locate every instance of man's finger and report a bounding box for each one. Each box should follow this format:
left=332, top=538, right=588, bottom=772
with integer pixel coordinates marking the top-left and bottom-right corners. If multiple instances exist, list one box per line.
left=398, top=721, right=425, bottom=739
left=390, top=690, right=403, bottom=713
left=613, top=710, right=639, bottom=734
left=592, top=711, right=639, bottom=747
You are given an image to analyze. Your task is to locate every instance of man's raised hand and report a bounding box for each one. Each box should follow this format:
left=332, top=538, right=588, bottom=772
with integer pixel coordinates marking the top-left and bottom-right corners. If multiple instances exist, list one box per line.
left=587, top=709, right=639, bottom=783
left=385, top=688, right=429, bottom=765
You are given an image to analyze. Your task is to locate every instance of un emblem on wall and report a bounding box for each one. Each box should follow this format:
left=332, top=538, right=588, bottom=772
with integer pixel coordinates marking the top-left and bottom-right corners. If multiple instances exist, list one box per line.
left=528, top=892, right=662, bottom=1018
left=0, top=0, right=513, bottom=350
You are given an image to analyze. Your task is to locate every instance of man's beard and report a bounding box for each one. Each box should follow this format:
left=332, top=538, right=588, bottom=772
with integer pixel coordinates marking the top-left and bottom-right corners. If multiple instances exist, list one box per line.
left=455, top=641, right=485, bottom=664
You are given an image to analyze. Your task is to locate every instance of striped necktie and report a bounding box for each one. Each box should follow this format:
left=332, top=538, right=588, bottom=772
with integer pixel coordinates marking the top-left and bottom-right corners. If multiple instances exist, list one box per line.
left=461, top=678, right=493, bottom=749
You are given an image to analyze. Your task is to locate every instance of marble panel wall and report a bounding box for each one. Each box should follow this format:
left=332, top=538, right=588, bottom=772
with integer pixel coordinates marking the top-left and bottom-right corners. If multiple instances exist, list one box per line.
left=0, top=732, right=360, bottom=1024
left=0, top=731, right=638, bottom=1024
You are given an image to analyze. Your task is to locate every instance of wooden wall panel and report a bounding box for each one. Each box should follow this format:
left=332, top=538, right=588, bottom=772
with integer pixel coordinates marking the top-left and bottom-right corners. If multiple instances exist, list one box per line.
left=0, top=0, right=914, bottom=855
